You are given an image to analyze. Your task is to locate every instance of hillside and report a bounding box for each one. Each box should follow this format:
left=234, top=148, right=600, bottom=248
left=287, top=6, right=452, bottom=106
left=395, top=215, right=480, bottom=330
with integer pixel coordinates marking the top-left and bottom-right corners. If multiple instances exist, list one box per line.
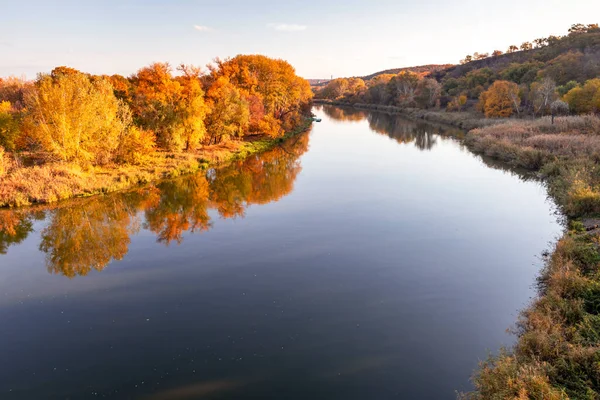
left=360, top=64, right=454, bottom=81
left=433, top=28, right=600, bottom=85
left=314, top=24, right=600, bottom=117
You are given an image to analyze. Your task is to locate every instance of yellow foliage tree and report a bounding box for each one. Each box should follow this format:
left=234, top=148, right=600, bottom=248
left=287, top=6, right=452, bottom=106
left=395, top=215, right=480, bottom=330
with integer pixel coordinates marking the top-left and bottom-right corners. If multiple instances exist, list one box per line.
left=175, top=70, right=209, bottom=151
left=563, top=78, right=600, bottom=114
left=25, top=71, right=129, bottom=165
left=0, top=101, right=21, bottom=151
left=479, top=80, right=521, bottom=117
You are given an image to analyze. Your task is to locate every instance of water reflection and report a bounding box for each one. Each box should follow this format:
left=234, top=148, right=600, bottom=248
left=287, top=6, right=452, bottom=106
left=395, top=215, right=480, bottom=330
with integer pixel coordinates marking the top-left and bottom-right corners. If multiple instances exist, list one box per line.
left=0, top=210, right=36, bottom=254
left=0, top=132, right=310, bottom=277
left=319, top=105, right=457, bottom=150
left=320, top=106, right=368, bottom=122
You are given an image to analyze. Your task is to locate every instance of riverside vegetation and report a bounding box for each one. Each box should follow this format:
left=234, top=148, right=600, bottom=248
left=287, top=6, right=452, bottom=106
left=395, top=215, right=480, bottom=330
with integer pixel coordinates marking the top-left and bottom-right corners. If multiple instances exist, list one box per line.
left=0, top=55, right=313, bottom=207
left=316, top=22, right=600, bottom=399
left=3, top=23, right=600, bottom=399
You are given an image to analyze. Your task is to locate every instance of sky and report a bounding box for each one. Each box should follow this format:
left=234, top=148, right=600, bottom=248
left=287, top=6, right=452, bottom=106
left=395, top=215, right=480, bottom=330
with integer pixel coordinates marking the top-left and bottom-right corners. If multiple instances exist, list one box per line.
left=1, top=0, right=599, bottom=79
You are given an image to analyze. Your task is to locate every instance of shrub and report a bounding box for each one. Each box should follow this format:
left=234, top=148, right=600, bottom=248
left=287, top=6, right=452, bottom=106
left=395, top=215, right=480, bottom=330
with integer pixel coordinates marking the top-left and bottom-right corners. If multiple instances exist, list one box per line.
left=116, top=126, right=156, bottom=165
left=566, top=179, right=600, bottom=216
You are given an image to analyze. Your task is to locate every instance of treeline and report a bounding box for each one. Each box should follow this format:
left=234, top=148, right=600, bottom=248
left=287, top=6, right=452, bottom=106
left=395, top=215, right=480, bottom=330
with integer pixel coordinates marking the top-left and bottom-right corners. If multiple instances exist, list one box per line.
left=0, top=55, right=312, bottom=171
left=315, top=23, right=600, bottom=118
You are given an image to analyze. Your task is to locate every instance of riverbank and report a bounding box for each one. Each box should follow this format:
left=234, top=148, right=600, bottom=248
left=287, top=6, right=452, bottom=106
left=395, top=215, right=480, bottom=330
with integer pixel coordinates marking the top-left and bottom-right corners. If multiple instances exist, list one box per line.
left=462, top=115, right=600, bottom=399
left=0, top=121, right=312, bottom=208
left=313, top=99, right=503, bottom=131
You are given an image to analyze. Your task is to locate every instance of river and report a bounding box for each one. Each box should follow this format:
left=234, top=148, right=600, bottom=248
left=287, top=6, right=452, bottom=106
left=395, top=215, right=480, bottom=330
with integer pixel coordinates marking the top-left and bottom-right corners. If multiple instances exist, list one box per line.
left=0, top=105, right=562, bottom=399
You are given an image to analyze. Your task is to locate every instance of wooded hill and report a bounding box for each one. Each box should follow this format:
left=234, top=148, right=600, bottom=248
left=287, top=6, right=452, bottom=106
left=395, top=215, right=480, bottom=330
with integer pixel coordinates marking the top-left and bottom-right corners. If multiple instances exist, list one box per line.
left=315, top=23, right=600, bottom=118
left=361, top=64, right=453, bottom=81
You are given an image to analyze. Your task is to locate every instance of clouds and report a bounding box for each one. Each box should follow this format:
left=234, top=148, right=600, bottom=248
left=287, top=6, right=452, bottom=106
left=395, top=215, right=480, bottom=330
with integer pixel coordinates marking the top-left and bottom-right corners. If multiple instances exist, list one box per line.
left=194, top=25, right=213, bottom=32
left=267, top=23, right=307, bottom=32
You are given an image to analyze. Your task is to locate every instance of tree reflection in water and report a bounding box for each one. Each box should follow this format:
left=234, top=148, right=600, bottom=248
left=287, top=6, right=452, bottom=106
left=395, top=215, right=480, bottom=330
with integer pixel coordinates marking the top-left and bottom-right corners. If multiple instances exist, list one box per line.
left=0, top=131, right=310, bottom=278
left=319, top=104, right=468, bottom=151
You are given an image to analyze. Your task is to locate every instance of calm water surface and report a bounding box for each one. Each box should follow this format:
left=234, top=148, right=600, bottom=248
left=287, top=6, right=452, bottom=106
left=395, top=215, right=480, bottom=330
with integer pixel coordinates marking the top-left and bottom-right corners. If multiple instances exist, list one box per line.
left=0, top=106, right=562, bottom=399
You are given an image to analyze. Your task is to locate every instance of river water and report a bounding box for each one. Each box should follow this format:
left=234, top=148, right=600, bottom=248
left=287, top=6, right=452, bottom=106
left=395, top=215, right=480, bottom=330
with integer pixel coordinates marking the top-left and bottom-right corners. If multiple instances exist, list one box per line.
left=0, top=105, right=562, bottom=399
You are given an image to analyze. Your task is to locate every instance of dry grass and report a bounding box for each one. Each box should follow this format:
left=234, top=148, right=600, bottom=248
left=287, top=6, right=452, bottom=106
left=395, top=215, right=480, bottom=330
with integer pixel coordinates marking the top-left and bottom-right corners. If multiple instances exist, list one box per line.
left=466, top=115, right=600, bottom=217
left=463, top=115, right=600, bottom=399
left=0, top=152, right=201, bottom=207
left=465, top=232, right=600, bottom=399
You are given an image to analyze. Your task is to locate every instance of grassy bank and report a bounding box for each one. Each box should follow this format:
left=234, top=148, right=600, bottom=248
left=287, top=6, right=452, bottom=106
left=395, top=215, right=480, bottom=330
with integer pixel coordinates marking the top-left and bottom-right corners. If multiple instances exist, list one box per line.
left=462, top=115, right=600, bottom=399
left=0, top=120, right=312, bottom=208
left=313, top=99, right=502, bottom=130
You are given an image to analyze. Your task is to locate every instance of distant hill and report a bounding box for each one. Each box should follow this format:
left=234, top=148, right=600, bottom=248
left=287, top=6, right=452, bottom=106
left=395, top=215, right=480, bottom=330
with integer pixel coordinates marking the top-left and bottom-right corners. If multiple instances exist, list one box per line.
left=360, top=64, right=454, bottom=81
left=432, top=29, right=600, bottom=85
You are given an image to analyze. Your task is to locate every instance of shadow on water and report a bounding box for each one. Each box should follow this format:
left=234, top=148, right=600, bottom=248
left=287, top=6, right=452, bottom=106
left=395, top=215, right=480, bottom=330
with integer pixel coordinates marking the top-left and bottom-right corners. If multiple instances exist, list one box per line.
left=0, top=132, right=310, bottom=278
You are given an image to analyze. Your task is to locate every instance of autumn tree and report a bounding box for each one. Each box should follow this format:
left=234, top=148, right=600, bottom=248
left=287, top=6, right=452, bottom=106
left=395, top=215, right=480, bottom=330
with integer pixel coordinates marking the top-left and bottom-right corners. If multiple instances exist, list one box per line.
left=520, top=42, right=533, bottom=51
left=389, top=71, right=420, bottom=106
left=204, top=77, right=250, bottom=143
left=533, top=38, right=548, bottom=48
left=507, top=45, right=519, bottom=53
left=563, top=78, right=600, bottom=114
left=24, top=70, right=129, bottom=164
left=557, top=80, right=578, bottom=97
left=479, top=80, right=521, bottom=117
left=0, top=76, right=31, bottom=110
left=447, top=94, right=468, bottom=111
left=492, top=50, right=503, bottom=57
left=319, top=78, right=349, bottom=99
left=129, top=63, right=186, bottom=151
left=365, top=74, right=395, bottom=104
left=530, top=77, right=557, bottom=116
left=461, top=55, right=473, bottom=64
left=206, top=55, right=312, bottom=137
left=0, top=101, right=20, bottom=151
left=108, top=74, right=131, bottom=100
left=175, top=65, right=209, bottom=150
left=415, top=78, right=441, bottom=108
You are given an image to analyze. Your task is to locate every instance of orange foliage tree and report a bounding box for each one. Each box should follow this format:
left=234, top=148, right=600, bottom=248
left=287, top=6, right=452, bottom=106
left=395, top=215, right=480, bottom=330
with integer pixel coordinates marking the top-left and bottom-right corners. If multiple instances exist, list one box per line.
left=478, top=80, right=521, bottom=117
left=205, top=55, right=312, bottom=138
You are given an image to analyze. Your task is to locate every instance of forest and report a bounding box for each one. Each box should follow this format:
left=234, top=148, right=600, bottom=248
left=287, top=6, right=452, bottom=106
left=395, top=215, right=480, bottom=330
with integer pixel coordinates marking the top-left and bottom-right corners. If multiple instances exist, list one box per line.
left=0, top=55, right=313, bottom=207
left=315, top=23, right=600, bottom=118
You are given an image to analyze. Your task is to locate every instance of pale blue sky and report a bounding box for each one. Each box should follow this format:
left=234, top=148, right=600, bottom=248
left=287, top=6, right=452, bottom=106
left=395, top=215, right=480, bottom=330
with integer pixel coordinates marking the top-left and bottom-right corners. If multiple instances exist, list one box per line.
left=1, top=0, right=598, bottom=79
